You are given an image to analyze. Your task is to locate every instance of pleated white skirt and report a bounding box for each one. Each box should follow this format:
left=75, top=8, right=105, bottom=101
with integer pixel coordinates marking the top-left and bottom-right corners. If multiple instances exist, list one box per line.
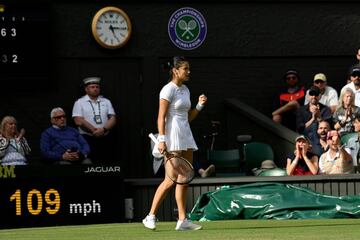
left=165, top=115, right=198, bottom=152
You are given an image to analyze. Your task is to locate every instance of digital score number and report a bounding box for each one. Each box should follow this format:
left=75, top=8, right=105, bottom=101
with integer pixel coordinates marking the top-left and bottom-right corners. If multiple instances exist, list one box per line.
left=0, top=1, right=50, bottom=92
left=10, top=188, right=61, bottom=216
left=1, top=16, right=21, bottom=64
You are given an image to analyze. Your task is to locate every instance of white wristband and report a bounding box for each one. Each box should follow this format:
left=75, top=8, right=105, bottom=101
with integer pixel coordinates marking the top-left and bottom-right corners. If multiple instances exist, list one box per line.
left=157, top=135, right=166, bottom=142
left=196, top=103, right=205, bottom=111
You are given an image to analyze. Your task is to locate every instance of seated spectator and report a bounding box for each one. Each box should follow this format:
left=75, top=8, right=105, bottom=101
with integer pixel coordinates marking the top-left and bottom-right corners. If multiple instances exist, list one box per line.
left=199, top=164, right=215, bottom=177
left=340, top=66, right=360, bottom=107
left=311, top=120, right=331, bottom=157
left=253, top=160, right=277, bottom=176
left=286, top=135, right=319, bottom=176
left=319, top=130, right=353, bottom=174
left=0, top=116, right=31, bottom=165
left=296, top=86, right=332, bottom=142
left=347, top=116, right=360, bottom=173
left=272, top=70, right=305, bottom=131
left=40, top=107, right=92, bottom=165
left=304, top=73, right=338, bottom=113
left=333, top=88, right=360, bottom=136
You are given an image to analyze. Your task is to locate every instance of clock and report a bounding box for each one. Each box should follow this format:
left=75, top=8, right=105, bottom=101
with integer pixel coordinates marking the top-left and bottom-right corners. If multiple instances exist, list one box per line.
left=91, top=6, right=132, bottom=49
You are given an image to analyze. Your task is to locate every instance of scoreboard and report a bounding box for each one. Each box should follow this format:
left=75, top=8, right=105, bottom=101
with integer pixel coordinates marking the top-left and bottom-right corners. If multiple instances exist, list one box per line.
left=0, top=165, right=124, bottom=229
left=0, top=1, right=50, bottom=92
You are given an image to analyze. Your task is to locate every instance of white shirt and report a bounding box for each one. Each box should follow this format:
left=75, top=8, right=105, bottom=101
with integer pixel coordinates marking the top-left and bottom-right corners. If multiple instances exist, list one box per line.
left=159, top=82, right=197, bottom=151
left=341, top=82, right=360, bottom=107
left=304, top=85, right=338, bottom=107
left=319, top=147, right=352, bottom=174
left=72, top=95, right=115, bottom=135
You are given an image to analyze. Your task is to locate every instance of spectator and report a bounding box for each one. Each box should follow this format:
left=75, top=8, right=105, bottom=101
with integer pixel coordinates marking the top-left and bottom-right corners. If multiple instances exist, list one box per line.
left=319, top=130, right=353, bottom=174
left=304, top=73, right=338, bottom=113
left=272, top=70, right=305, bottom=131
left=347, top=116, right=360, bottom=173
left=296, top=86, right=332, bottom=143
left=197, top=164, right=216, bottom=178
left=352, top=48, right=360, bottom=67
left=346, top=48, right=360, bottom=84
left=333, top=88, right=360, bottom=136
left=311, top=120, right=331, bottom=157
left=286, top=135, right=318, bottom=176
left=253, top=160, right=278, bottom=176
left=340, top=66, right=360, bottom=107
left=0, top=116, right=30, bottom=165
left=40, top=107, right=92, bottom=165
left=72, top=77, right=116, bottom=163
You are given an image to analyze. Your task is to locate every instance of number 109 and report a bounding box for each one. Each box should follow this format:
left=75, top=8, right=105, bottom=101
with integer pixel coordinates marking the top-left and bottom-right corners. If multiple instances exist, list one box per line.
left=10, top=189, right=61, bottom=216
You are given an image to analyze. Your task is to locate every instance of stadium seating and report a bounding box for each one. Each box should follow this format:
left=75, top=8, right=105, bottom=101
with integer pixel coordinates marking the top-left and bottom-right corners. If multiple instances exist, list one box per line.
left=207, top=149, right=245, bottom=176
left=243, top=142, right=274, bottom=173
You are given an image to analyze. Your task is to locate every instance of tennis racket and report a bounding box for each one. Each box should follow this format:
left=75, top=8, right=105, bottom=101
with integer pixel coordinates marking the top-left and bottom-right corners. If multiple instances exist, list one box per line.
left=149, top=133, right=195, bottom=184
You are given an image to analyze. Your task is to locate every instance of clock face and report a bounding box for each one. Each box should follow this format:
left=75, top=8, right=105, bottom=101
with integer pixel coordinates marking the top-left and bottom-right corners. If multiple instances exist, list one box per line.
left=92, top=7, right=132, bottom=49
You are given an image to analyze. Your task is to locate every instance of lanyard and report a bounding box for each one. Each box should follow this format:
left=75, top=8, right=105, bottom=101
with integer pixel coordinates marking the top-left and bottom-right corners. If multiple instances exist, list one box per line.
left=88, top=100, right=101, bottom=117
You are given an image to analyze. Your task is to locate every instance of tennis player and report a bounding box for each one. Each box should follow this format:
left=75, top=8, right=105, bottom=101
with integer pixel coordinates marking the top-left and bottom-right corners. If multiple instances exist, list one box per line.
left=143, top=56, right=207, bottom=231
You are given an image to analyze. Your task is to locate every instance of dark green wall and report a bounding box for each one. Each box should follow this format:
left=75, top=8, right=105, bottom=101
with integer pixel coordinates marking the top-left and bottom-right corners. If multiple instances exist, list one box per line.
left=2, top=0, right=360, bottom=177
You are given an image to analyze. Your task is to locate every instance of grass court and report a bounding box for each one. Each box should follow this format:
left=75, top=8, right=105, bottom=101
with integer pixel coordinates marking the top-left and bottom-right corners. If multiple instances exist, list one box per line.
left=1, top=219, right=360, bottom=240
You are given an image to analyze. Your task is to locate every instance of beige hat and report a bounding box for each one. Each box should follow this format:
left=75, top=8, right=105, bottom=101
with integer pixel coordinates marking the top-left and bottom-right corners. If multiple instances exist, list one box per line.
left=83, top=77, right=101, bottom=86
left=261, top=160, right=277, bottom=169
left=295, top=135, right=310, bottom=143
left=313, top=73, right=327, bottom=82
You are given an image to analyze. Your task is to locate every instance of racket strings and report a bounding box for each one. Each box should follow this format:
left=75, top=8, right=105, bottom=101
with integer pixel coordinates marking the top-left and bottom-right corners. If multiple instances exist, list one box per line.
left=165, top=156, right=194, bottom=184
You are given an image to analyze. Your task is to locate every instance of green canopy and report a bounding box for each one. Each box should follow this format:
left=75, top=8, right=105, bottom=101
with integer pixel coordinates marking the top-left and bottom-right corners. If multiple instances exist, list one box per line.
left=189, top=182, right=360, bottom=221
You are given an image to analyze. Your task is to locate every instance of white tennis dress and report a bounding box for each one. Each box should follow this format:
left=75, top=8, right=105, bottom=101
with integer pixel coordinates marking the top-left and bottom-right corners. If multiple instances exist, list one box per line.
left=160, top=82, right=198, bottom=152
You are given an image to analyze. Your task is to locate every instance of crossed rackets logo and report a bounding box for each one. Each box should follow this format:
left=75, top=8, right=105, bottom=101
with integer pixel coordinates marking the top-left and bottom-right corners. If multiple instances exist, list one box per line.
left=168, top=7, right=207, bottom=50
left=176, top=17, right=198, bottom=41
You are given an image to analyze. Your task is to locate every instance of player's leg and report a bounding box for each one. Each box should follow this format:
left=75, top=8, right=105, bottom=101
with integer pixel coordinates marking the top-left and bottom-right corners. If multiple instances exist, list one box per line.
left=143, top=155, right=175, bottom=230
left=149, top=176, right=174, bottom=215
left=174, top=150, right=202, bottom=230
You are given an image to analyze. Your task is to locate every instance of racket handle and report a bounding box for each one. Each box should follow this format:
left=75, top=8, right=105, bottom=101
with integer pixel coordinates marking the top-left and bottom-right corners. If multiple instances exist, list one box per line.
left=148, top=133, right=159, bottom=144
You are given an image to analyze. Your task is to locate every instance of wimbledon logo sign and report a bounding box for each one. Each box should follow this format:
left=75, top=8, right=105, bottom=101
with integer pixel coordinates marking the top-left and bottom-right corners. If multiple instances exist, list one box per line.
left=168, top=7, right=207, bottom=50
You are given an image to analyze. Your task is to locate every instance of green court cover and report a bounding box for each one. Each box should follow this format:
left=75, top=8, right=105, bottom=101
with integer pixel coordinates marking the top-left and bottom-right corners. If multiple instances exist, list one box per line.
left=189, top=182, right=360, bottom=221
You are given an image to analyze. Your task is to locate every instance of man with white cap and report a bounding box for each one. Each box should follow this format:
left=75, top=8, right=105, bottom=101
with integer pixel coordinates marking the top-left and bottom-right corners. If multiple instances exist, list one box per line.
left=304, top=73, right=338, bottom=113
left=72, top=77, right=116, bottom=163
left=341, top=66, right=360, bottom=107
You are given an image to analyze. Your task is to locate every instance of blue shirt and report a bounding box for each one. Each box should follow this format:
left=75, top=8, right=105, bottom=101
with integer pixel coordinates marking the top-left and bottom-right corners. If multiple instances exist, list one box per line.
left=40, top=126, right=90, bottom=162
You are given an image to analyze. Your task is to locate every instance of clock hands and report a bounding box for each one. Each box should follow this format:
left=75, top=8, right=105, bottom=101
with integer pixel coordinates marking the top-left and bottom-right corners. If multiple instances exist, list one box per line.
left=109, top=24, right=116, bottom=34
left=109, top=25, right=120, bottom=42
left=109, top=25, right=127, bottom=31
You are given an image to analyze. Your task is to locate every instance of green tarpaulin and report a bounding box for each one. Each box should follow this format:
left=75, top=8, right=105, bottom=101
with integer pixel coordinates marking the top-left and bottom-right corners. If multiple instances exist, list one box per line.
left=189, top=182, right=360, bottom=221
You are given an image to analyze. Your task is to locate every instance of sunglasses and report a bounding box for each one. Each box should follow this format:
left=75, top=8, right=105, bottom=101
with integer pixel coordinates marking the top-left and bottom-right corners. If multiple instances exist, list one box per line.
left=309, top=92, right=320, bottom=97
left=53, top=115, right=66, bottom=120
left=351, top=73, right=360, bottom=78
